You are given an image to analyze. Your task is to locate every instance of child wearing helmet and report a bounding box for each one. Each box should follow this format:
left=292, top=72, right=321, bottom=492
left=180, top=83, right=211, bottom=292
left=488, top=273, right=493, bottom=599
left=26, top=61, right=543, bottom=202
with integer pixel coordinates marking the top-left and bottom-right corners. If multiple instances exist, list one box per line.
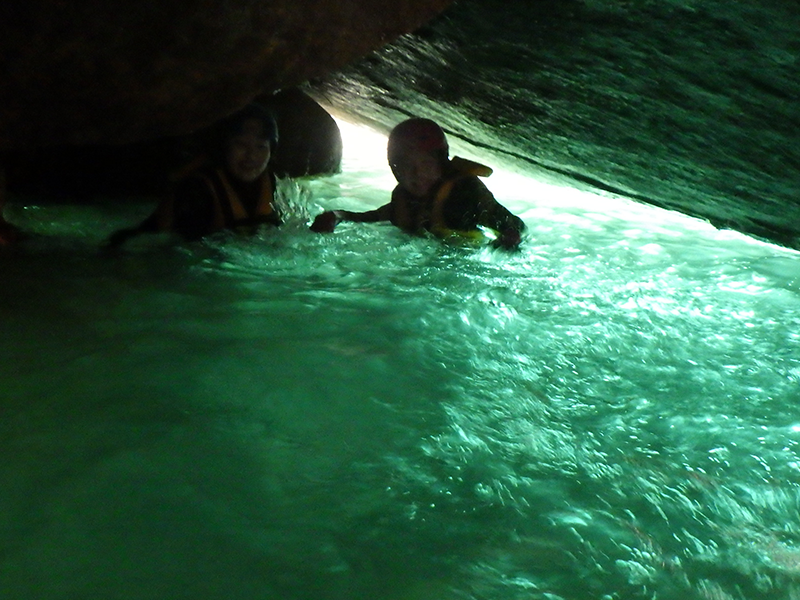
left=310, top=117, right=525, bottom=249
left=107, top=103, right=282, bottom=246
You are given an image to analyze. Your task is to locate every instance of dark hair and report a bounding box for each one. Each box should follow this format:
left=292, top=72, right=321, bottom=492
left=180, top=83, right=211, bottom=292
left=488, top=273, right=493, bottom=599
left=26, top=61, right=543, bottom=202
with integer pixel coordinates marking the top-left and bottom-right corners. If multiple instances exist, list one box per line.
left=219, top=103, right=279, bottom=148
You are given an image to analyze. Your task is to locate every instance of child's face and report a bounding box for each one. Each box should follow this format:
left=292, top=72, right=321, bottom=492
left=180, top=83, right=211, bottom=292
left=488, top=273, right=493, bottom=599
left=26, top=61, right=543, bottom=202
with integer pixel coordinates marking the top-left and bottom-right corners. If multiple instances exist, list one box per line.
left=392, top=151, right=444, bottom=198
left=225, top=119, right=272, bottom=183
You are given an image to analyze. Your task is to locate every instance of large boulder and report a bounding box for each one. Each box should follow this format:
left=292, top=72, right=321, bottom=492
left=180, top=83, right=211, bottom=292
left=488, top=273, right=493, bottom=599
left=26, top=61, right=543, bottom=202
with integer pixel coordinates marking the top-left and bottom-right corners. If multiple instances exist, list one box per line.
left=259, top=89, right=343, bottom=178
left=0, top=0, right=453, bottom=150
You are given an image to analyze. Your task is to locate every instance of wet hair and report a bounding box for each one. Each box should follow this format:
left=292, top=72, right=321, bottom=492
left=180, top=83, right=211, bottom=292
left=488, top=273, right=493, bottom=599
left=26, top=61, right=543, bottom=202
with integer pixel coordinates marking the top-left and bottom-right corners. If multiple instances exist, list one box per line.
left=199, top=103, right=279, bottom=168
left=219, top=103, right=279, bottom=149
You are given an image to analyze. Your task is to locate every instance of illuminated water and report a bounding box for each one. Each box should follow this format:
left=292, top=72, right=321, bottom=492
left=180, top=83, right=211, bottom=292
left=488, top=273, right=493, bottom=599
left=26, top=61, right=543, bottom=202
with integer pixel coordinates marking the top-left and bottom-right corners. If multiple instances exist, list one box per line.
left=2, top=121, right=800, bottom=600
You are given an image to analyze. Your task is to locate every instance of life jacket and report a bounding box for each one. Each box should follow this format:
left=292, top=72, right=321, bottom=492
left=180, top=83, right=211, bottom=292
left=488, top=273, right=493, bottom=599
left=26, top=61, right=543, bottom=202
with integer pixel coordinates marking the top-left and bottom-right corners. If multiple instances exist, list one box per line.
left=428, top=156, right=493, bottom=241
left=155, top=168, right=276, bottom=235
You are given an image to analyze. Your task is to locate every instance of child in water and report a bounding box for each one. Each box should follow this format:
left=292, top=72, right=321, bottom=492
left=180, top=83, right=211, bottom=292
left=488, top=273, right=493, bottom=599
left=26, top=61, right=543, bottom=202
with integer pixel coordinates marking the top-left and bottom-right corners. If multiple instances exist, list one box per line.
left=108, top=103, right=282, bottom=246
left=310, top=117, right=525, bottom=249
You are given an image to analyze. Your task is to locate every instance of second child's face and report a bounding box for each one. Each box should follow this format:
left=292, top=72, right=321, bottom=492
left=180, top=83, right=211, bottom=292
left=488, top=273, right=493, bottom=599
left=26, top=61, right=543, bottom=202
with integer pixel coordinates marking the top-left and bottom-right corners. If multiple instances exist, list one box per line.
left=392, top=152, right=444, bottom=198
left=225, top=119, right=271, bottom=183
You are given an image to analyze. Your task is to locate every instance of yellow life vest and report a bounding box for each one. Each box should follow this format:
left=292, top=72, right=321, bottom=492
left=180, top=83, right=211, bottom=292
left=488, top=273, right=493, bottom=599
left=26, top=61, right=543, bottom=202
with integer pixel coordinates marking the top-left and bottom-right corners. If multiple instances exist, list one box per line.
left=429, top=157, right=493, bottom=241
left=155, top=169, right=275, bottom=234
left=204, top=169, right=275, bottom=231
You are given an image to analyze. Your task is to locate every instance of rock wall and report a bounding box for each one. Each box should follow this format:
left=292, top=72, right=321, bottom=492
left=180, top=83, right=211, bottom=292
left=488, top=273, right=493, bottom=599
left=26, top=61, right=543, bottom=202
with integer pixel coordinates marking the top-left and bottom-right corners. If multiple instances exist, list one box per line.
left=0, top=0, right=453, bottom=149
left=312, top=0, right=800, bottom=248
left=5, top=89, right=343, bottom=200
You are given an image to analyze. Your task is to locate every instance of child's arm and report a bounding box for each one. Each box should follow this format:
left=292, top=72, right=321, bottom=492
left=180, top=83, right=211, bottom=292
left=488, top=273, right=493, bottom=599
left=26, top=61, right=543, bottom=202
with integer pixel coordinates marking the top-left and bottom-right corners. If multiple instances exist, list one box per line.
left=310, top=203, right=391, bottom=232
left=455, top=177, right=525, bottom=249
left=483, top=203, right=525, bottom=249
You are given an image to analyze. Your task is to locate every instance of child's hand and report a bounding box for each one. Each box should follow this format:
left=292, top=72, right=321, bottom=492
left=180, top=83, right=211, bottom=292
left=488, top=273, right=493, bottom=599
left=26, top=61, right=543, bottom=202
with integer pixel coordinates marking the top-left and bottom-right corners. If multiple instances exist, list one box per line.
left=310, top=211, right=340, bottom=233
left=492, top=228, right=522, bottom=250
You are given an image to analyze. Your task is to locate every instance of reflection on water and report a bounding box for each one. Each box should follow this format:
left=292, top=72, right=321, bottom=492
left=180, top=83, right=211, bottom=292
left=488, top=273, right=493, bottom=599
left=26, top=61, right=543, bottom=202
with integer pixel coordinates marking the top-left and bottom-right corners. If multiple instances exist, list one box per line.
left=1, top=120, right=800, bottom=600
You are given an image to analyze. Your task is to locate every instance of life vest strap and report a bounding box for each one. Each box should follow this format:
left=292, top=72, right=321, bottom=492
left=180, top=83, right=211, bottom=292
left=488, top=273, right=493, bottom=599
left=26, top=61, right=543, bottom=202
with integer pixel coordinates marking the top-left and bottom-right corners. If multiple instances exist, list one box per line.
left=204, top=170, right=275, bottom=231
left=429, top=157, right=493, bottom=238
left=450, top=156, right=493, bottom=178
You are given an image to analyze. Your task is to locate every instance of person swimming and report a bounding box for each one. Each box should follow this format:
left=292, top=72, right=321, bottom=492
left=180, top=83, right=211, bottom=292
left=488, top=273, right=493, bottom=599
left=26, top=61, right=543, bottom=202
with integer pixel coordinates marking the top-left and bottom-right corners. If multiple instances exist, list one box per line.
left=107, top=103, right=282, bottom=246
left=310, top=117, right=525, bottom=249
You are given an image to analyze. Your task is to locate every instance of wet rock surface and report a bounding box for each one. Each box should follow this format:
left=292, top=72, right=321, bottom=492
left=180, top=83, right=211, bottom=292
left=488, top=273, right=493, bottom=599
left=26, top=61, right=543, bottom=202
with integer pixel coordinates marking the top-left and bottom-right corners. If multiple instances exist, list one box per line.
left=312, top=0, right=800, bottom=248
left=3, top=0, right=799, bottom=248
left=259, top=89, right=343, bottom=178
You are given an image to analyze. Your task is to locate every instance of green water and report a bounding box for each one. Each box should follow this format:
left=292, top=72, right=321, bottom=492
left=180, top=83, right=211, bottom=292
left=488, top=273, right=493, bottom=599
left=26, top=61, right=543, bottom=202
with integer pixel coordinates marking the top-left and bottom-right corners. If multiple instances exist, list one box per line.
left=1, top=122, right=800, bottom=600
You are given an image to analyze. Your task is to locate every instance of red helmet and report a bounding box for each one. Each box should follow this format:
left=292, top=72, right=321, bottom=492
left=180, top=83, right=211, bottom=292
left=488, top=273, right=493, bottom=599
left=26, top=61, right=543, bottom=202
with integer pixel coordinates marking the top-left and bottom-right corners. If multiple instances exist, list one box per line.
left=387, top=118, right=448, bottom=164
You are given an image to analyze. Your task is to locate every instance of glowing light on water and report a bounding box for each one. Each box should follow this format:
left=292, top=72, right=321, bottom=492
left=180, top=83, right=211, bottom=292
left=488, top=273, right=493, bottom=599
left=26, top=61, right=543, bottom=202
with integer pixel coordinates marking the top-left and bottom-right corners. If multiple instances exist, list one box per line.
left=1, top=116, right=800, bottom=600
left=334, top=116, right=798, bottom=257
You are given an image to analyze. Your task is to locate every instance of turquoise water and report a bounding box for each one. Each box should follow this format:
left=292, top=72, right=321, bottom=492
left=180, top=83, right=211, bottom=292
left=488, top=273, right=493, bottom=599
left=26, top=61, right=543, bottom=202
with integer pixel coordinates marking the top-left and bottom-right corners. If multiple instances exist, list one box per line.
left=2, top=121, right=800, bottom=600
